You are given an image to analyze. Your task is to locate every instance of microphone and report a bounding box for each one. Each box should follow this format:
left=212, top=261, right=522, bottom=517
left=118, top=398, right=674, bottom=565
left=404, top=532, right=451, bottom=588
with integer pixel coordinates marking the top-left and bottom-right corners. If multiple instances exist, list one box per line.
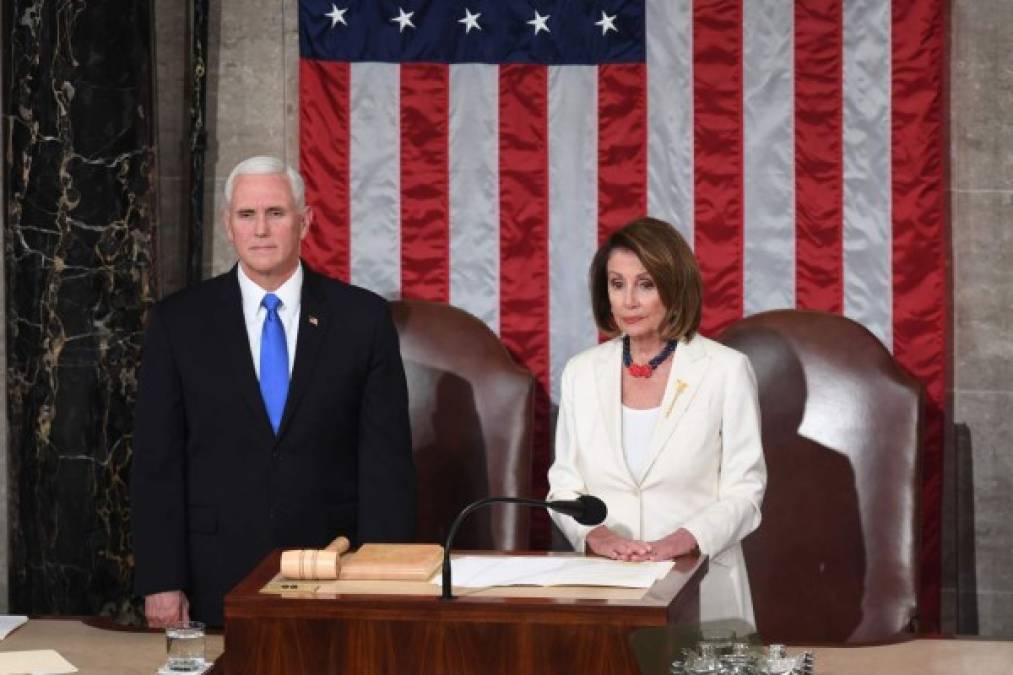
left=545, top=495, right=607, bottom=526
left=440, top=495, right=607, bottom=600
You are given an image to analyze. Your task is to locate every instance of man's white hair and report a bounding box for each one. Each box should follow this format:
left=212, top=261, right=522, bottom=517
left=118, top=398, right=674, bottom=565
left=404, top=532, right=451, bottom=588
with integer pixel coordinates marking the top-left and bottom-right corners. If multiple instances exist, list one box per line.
left=223, top=156, right=306, bottom=210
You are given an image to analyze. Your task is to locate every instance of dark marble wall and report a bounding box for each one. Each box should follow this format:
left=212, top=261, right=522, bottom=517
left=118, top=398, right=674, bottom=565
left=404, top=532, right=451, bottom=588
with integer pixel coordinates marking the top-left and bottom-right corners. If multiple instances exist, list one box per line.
left=4, top=0, right=155, bottom=620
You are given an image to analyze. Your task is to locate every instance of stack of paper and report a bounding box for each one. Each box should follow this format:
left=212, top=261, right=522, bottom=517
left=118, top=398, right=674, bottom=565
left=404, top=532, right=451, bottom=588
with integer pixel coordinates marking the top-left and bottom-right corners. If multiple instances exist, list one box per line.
left=0, top=649, right=77, bottom=674
left=436, top=556, right=673, bottom=589
left=0, top=615, right=27, bottom=640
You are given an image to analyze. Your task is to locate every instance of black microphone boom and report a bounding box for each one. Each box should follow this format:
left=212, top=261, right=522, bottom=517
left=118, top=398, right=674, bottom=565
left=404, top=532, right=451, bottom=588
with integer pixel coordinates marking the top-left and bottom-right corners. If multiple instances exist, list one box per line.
left=440, top=495, right=607, bottom=600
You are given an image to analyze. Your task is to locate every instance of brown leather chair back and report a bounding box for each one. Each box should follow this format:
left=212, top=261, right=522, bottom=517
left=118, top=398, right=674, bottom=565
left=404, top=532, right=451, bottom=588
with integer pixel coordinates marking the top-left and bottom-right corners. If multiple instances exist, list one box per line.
left=391, top=300, right=534, bottom=550
left=719, top=310, right=921, bottom=643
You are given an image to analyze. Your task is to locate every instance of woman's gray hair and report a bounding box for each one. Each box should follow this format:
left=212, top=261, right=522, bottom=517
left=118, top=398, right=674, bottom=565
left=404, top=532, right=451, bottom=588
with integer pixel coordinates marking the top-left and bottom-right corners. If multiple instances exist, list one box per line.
left=223, top=156, right=306, bottom=210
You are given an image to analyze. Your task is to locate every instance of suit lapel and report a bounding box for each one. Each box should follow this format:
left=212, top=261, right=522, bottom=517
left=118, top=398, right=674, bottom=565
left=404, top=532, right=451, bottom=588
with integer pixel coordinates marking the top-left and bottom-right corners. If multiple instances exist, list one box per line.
left=635, top=334, right=710, bottom=483
left=218, top=267, right=275, bottom=438
left=593, top=339, right=626, bottom=477
left=276, top=268, right=329, bottom=441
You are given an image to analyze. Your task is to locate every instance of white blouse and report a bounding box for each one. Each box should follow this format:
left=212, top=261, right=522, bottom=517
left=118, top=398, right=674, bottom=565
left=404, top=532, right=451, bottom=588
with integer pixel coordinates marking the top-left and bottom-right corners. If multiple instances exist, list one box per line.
left=622, top=405, right=660, bottom=479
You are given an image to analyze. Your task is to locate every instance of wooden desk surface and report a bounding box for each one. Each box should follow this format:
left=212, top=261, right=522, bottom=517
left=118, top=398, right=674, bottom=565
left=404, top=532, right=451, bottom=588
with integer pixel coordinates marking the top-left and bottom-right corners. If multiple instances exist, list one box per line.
left=0, top=619, right=224, bottom=674
left=1, top=618, right=1011, bottom=674
left=804, top=638, right=1013, bottom=675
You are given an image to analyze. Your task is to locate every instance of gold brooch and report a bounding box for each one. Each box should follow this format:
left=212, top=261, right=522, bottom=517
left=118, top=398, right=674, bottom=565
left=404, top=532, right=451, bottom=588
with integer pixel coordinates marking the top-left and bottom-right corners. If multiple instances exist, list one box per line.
left=665, top=379, right=689, bottom=417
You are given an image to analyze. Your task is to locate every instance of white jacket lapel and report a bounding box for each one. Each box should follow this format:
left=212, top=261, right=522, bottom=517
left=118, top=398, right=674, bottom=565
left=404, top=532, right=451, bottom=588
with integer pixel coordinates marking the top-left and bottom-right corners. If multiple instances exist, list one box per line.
left=593, top=338, right=625, bottom=473
left=635, top=335, right=710, bottom=483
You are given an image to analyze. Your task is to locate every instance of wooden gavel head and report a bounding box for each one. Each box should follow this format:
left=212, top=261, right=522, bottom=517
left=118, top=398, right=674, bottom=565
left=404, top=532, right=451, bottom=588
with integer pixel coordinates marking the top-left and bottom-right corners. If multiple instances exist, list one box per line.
left=279, top=535, right=350, bottom=580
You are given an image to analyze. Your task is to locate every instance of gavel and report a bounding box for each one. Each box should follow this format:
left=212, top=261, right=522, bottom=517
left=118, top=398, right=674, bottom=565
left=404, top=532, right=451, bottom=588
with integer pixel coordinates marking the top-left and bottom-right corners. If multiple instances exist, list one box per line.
left=279, top=535, right=350, bottom=580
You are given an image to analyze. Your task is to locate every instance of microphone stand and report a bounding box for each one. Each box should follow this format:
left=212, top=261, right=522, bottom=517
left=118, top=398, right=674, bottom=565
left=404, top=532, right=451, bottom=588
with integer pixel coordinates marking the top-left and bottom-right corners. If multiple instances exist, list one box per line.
left=441, top=496, right=592, bottom=600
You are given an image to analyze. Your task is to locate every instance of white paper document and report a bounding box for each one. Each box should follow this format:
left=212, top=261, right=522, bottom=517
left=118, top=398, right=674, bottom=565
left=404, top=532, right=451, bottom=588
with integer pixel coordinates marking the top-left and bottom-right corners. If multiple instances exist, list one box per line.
left=0, top=615, right=27, bottom=640
left=436, top=556, right=674, bottom=589
left=0, top=649, right=77, bottom=674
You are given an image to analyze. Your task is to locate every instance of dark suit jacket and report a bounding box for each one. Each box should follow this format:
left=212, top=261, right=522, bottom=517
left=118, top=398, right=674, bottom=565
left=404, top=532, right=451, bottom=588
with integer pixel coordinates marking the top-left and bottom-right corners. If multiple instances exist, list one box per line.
left=130, top=265, right=415, bottom=625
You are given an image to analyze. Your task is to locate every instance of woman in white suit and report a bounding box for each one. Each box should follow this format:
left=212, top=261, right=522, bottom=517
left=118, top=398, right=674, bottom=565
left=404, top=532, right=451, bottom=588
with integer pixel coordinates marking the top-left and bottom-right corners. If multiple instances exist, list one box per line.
left=547, top=217, right=767, bottom=624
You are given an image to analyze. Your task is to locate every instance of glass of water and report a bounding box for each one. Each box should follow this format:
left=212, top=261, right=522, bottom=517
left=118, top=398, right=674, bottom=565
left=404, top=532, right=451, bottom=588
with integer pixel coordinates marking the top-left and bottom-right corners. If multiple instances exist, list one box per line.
left=165, top=620, right=206, bottom=672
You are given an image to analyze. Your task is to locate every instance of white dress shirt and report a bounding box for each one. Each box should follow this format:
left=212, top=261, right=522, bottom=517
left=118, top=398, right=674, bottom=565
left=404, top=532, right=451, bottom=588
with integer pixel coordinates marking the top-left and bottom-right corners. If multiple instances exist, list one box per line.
left=237, top=263, right=302, bottom=379
left=621, top=404, right=660, bottom=479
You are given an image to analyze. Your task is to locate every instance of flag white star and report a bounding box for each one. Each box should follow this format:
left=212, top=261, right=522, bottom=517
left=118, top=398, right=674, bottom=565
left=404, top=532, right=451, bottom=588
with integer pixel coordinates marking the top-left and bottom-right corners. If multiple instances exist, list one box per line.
left=595, top=11, right=617, bottom=36
left=527, top=10, right=550, bottom=35
left=390, top=7, right=415, bottom=33
left=325, top=4, right=347, bottom=28
left=459, top=8, right=482, bottom=34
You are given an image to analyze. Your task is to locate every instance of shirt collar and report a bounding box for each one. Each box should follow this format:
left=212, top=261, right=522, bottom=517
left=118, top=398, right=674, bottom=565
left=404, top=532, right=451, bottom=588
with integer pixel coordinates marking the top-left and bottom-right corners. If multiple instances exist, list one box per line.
left=237, top=262, right=303, bottom=316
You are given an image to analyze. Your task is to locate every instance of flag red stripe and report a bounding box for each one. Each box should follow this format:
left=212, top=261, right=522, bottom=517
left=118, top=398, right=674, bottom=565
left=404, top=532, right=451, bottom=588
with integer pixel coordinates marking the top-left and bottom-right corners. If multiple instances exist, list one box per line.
left=598, top=63, right=648, bottom=243
left=891, top=0, right=948, bottom=631
left=299, top=59, right=350, bottom=281
left=794, top=1, right=844, bottom=312
left=499, top=65, right=551, bottom=545
left=693, top=0, right=744, bottom=336
left=400, top=64, right=450, bottom=302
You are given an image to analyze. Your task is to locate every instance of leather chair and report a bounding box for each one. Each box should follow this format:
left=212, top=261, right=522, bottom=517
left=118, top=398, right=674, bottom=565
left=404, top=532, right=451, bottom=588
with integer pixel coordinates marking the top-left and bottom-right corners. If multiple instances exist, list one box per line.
left=391, top=300, right=534, bottom=551
left=719, top=309, right=922, bottom=643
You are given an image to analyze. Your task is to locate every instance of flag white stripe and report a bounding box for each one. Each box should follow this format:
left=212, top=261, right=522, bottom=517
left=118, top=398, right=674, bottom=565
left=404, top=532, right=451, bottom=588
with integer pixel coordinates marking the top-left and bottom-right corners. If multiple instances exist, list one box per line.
left=743, top=0, right=796, bottom=314
left=843, top=0, right=893, bottom=349
left=449, top=64, right=501, bottom=333
left=548, top=65, right=599, bottom=403
left=646, top=0, right=694, bottom=244
left=349, top=63, right=401, bottom=298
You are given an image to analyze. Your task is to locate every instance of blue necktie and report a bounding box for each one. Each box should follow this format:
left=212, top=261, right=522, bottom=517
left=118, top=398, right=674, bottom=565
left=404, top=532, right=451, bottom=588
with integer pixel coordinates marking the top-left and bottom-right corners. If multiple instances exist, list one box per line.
left=260, top=293, right=289, bottom=434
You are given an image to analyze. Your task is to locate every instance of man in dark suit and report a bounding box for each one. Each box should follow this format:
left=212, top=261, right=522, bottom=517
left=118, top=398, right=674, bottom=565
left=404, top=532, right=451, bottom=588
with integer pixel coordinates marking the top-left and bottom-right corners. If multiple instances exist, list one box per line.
left=130, top=156, right=415, bottom=627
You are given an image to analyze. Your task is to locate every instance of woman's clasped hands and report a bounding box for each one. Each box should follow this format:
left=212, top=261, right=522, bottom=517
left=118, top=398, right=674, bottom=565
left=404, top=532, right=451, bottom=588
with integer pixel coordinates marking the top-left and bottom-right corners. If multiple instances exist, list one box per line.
left=586, top=526, right=698, bottom=562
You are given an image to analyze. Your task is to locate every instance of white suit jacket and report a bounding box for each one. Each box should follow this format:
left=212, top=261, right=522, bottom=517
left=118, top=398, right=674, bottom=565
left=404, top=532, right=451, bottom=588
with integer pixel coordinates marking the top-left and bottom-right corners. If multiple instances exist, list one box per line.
left=547, top=333, right=767, bottom=624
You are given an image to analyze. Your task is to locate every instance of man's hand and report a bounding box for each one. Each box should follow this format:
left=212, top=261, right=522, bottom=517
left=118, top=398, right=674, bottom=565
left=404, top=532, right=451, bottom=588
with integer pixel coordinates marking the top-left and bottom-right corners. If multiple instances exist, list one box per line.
left=646, top=528, right=699, bottom=561
left=145, top=590, right=190, bottom=628
left=585, top=526, right=654, bottom=561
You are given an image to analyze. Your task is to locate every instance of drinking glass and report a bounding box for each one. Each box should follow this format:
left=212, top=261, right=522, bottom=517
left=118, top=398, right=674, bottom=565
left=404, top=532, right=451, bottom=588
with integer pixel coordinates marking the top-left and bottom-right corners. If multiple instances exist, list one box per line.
left=165, top=620, right=205, bottom=672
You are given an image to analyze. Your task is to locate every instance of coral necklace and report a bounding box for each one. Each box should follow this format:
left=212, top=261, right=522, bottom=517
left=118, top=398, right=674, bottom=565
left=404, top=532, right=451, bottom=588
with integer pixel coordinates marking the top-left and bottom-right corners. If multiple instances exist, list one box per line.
left=622, top=335, right=678, bottom=378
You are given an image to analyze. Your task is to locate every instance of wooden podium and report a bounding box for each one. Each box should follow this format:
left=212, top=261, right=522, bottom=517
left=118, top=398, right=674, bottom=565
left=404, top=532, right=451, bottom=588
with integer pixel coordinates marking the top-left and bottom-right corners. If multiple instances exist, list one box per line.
left=215, top=550, right=707, bottom=674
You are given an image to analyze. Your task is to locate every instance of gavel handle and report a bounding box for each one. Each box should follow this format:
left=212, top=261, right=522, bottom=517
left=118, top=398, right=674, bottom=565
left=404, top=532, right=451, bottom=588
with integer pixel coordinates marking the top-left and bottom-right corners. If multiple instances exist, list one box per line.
left=325, top=536, right=350, bottom=555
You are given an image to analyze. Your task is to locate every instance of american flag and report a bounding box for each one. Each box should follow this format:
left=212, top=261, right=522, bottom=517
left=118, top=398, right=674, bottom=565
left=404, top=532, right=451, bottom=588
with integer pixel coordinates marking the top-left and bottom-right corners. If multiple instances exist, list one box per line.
left=297, top=0, right=946, bottom=627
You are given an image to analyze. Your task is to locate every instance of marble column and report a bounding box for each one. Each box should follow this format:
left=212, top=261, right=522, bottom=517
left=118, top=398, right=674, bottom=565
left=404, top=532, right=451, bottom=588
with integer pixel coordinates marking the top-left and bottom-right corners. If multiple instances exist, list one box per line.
left=205, top=0, right=298, bottom=276
left=950, top=0, right=1013, bottom=637
left=4, top=0, right=155, bottom=620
